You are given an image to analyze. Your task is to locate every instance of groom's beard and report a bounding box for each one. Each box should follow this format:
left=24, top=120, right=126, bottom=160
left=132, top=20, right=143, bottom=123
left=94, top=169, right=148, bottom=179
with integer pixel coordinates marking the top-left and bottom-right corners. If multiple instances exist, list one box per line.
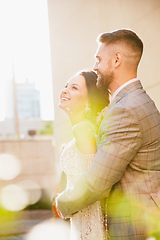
left=96, top=70, right=114, bottom=92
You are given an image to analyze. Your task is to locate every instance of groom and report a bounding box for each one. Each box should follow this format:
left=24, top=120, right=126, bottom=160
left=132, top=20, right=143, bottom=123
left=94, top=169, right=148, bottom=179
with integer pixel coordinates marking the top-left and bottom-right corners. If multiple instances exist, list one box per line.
left=56, top=29, right=160, bottom=239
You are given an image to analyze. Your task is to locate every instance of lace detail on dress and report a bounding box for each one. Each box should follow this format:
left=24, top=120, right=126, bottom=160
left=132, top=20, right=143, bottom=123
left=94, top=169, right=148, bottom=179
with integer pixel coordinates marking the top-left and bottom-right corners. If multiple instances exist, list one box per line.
left=60, top=139, right=108, bottom=240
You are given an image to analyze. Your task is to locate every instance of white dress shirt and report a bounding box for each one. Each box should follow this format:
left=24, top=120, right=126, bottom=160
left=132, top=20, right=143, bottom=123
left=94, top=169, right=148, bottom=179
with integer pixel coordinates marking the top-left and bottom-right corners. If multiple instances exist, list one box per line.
left=110, top=78, right=139, bottom=103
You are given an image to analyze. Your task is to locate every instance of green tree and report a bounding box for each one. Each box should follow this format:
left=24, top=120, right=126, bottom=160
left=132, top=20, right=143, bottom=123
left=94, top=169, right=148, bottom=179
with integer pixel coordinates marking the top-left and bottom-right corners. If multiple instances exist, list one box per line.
left=39, top=121, right=53, bottom=135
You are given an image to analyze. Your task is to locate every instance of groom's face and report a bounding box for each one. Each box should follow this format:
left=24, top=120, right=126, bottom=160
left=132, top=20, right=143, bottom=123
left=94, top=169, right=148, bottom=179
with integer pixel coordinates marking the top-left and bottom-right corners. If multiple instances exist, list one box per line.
left=93, top=43, right=114, bottom=91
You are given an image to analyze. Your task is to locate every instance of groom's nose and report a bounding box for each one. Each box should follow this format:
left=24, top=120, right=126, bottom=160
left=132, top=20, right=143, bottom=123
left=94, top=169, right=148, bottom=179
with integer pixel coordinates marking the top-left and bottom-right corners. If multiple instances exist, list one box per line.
left=93, top=61, right=98, bottom=72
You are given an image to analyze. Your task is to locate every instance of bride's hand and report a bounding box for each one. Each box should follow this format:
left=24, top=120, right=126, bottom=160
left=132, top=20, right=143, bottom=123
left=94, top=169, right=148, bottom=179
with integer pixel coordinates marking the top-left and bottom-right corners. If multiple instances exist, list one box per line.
left=52, top=203, right=61, bottom=218
left=53, top=188, right=72, bottom=219
left=52, top=203, right=64, bottom=218
left=52, top=193, right=64, bottom=219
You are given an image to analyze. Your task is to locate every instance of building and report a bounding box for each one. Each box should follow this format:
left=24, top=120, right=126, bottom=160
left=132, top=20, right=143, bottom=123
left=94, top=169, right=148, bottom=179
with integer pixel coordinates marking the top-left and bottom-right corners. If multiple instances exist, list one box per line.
left=3, top=79, right=42, bottom=139
left=6, top=79, right=41, bottom=119
left=16, top=81, right=40, bottom=119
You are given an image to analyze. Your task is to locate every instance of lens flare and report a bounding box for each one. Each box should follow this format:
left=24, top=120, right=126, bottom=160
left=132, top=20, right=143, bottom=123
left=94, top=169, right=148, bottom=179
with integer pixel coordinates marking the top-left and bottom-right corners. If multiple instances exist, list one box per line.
left=0, top=154, right=21, bottom=180
left=0, top=184, right=28, bottom=211
left=18, top=180, right=42, bottom=205
left=27, top=219, right=70, bottom=240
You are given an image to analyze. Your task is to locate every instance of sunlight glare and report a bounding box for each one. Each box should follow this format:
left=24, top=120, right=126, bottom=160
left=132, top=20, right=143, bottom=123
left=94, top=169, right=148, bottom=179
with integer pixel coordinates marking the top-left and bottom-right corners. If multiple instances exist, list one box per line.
left=0, top=154, right=21, bottom=180
left=27, top=219, right=70, bottom=240
left=0, top=0, right=54, bottom=121
left=0, top=184, right=28, bottom=211
left=18, top=180, right=42, bottom=205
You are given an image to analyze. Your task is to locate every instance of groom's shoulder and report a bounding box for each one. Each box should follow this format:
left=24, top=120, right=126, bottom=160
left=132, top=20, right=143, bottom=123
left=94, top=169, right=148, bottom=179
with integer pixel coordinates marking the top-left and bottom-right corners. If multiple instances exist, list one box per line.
left=120, top=85, right=154, bottom=110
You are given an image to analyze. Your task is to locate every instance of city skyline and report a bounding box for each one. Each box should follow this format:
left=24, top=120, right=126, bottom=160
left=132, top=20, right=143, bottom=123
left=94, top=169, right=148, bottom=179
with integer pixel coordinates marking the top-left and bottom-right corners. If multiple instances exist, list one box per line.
left=5, top=80, right=41, bottom=119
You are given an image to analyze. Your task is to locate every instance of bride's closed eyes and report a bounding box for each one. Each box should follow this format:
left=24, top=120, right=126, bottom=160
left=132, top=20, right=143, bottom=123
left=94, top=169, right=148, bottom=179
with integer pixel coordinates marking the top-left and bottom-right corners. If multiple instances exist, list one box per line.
left=71, top=85, right=79, bottom=90
left=64, top=84, right=79, bottom=91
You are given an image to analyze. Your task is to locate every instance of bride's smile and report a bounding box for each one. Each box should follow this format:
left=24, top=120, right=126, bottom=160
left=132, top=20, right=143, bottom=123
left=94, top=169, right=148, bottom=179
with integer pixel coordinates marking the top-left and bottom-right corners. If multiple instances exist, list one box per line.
left=61, top=96, right=70, bottom=101
left=59, top=74, right=89, bottom=115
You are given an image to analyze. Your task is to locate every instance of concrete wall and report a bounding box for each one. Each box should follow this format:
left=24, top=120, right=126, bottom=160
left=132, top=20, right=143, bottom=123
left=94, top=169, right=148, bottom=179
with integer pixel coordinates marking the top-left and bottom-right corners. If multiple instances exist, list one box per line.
left=0, top=140, right=55, bottom=192
left=47, top=0, right=160, bottom=168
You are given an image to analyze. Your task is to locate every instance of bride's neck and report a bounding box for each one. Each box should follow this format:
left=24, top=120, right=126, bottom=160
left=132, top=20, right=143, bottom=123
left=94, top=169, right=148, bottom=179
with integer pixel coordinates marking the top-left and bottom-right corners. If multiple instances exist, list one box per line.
left=68, top=111, right=86, bottom=126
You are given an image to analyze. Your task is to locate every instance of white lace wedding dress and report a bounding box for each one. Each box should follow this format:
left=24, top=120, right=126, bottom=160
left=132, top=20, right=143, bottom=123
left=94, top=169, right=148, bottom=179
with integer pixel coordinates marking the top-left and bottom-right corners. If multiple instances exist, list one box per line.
left=60, top=138, right=108, bottom=240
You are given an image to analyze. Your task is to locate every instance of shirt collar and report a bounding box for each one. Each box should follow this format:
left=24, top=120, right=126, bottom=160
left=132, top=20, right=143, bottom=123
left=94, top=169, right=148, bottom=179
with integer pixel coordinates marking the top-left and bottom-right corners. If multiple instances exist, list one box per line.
left=110, top=78, right=139, bottom=103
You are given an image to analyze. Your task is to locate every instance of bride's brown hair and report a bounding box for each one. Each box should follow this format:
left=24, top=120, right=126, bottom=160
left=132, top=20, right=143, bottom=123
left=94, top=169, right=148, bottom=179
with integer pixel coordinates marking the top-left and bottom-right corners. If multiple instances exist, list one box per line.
left=79, top=70, right=110, bottom=125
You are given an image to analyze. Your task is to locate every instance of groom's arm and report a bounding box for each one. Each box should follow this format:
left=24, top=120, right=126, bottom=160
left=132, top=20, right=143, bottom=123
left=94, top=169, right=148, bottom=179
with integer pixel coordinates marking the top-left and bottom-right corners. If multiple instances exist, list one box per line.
left=56, top=107, right=142, bottom=218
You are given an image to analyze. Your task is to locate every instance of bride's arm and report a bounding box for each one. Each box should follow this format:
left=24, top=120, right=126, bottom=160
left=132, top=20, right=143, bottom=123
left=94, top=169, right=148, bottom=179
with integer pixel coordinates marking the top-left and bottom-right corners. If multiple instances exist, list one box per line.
left=72, top=121, right=97, bottom=155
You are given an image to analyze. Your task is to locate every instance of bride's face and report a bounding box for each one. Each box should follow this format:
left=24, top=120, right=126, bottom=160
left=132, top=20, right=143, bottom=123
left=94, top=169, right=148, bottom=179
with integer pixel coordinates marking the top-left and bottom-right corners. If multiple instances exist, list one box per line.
left=59, top=74, right=89, bottom=114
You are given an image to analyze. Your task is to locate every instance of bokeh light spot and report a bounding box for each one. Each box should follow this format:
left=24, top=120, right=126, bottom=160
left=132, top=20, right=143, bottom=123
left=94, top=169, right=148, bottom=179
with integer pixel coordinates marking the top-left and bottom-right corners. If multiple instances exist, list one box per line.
left=0, top=154, right=21, bottom=180
left=27, top=219, right=70, bottom=240
left=0, top=184, right=28, bottom=211
left=18, top=180, right=42, bottom=205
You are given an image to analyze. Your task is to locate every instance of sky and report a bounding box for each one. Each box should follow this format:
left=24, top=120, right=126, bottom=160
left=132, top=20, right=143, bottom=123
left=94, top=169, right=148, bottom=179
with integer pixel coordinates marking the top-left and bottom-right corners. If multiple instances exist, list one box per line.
left=0, top=0, right=54, bottom=121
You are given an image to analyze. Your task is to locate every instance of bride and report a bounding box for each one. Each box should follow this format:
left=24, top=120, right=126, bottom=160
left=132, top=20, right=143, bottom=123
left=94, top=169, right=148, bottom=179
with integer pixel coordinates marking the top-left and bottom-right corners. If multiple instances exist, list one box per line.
left=54, top=70, right=109, bottom=239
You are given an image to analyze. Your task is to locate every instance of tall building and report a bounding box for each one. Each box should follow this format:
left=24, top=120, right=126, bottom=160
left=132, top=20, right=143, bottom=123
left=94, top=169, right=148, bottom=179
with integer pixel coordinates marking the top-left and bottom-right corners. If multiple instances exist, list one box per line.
left=5, top=78, right=14, bottom=119
left=6, top=79, right=41, bottom=119
left=16, top=81, right=40, bottom=119
left=3, top=79, right=41, bottom=138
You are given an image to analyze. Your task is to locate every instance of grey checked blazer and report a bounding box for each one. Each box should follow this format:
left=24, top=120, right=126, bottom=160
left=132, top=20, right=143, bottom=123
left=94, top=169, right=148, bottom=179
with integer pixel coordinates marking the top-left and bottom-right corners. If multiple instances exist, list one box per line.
left=56, top=80, right=160, bottom=239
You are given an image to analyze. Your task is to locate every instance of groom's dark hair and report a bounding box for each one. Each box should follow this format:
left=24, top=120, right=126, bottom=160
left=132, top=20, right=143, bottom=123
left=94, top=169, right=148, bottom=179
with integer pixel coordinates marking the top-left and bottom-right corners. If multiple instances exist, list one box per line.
left=98, top=29, right=143, bottom=65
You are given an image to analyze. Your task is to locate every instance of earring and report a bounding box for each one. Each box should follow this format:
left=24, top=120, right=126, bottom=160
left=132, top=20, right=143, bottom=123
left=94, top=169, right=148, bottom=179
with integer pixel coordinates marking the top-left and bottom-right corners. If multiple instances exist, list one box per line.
left=84, top=102, right=91, bottom=118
